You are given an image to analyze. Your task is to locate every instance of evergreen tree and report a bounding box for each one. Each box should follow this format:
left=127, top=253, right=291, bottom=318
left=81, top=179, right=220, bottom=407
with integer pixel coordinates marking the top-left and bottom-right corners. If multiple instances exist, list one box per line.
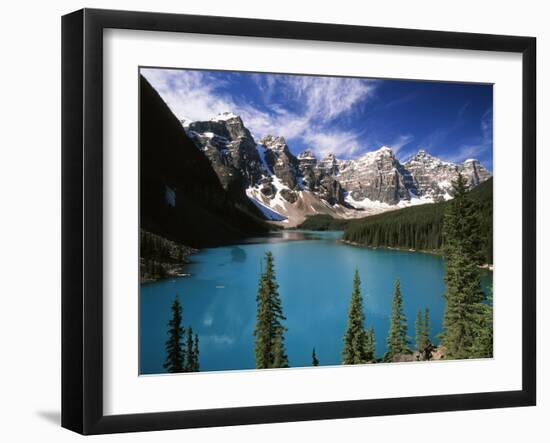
left=415, top=309, right=425, bottom=352
left=272, top=335, right=289, bottom=368
left=185, top=326, right=195, bottom=372
left=254, top=252, right=289, bottom=368
left=365, top=325, right=376, bottom=362
left=384, top=279, right=411, bottom=361
left=424, top=308, right=430, bottom=347
left=441, top=174, right=487, bottom=359
left=342, top=270, right=368, bottom=364
left=193, top=333, right=200, bottom=372
left=312, top=348, right=319, bottom=366
left=163, top=295, right=185, bottom=373
left=254, top=264, right=272, bottom=369
left=415, top=307, right=431, bottom=359
left=470, top=291, right=493, bottom=359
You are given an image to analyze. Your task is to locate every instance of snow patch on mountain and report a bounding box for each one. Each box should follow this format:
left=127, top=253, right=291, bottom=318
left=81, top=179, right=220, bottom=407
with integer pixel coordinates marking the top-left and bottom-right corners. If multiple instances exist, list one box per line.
left=184, top=111, right=492, bottom=225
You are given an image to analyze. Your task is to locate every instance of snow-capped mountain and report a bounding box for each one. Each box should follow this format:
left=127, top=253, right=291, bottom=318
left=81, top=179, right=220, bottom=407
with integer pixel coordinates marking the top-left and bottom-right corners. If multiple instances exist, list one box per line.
left=184, top=112, right=492, bottom=226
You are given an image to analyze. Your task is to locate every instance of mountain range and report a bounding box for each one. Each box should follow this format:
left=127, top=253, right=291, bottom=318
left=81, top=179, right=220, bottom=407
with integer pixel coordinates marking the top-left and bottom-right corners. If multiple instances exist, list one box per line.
left=183, top=112, right=491, bottom=226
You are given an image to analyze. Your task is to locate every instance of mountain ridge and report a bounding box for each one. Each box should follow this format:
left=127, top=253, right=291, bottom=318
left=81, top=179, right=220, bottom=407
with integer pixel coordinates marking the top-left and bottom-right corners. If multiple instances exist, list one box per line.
left=184, top=112, right=491, bottom=226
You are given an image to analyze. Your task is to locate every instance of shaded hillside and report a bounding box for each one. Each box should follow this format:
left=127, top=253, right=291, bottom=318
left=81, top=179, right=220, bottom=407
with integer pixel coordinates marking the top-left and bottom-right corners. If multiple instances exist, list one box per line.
left=297, top=214, right=352, bottom=231
left=342, top=178, right=493, bottom=263
left=140, top=75, right=270, bottom=248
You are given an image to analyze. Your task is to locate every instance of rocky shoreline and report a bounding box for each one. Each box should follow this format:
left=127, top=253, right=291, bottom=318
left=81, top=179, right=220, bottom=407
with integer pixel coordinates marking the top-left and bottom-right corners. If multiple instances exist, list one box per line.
left=140, top=229, right=198, bottom=284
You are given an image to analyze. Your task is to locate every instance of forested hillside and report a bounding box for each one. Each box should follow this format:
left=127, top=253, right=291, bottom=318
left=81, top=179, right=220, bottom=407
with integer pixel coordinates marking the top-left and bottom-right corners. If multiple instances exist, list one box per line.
left=297, top=214, right=352, bottom=231
left=140, top=75, right=270, bottom=249
left=342, top=178, right=493, bottom=264
left=140, top=230, right=196, bottom=283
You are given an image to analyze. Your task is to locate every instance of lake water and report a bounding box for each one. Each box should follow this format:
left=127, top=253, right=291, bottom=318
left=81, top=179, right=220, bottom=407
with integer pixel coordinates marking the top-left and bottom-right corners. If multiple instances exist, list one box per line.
left=140, top=231, right=492, bottom=374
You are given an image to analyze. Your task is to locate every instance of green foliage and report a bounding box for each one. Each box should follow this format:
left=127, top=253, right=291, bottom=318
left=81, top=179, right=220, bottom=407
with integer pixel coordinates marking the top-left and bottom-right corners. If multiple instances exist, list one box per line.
left=384, top=279, right=411, bottom=361
left=140, top=229, right=193, bottom=282
left=297, top=214, right=351, bottom=231
left=185, top=326, right=200, bottom=372
left=415, top=307, right=431, bottom=357
left=311, top=348, right=319, bottom=366
left=254, top=252, right=289, bottom=369
left=365, top=325, right=376, bottom=363
left=470, top=291, right=494, bottom=359
left=163, top=295, right=200, bottom=373
left=342, top=178, right=493, bottom=264
left=342, top=270, right=369, bottom=364
left=441, top=174, right=491, bottom=360
left=193, top=334, right=200, bottom=372
left=164, top=296, right=185, bottom=373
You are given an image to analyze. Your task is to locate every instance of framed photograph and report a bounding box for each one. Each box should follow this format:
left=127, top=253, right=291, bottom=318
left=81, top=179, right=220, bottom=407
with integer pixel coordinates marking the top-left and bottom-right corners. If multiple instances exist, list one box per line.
left=62, top=8, right=536, bottom=435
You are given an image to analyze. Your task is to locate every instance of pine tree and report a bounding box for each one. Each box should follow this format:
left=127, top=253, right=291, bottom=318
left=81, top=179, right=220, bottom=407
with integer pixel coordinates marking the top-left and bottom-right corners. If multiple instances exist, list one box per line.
left=254, top=264, right=272, bottom=369
left=384, top=279, right=411, bottom=361
left=415, top=307, right=431, bottom=359
left=342, top=270, right=368, bottom=364
left=185, top=326, right=195, bottom=372
left=272, top=335, right=289, bottom=368
left=193, top=334, right=200, bottom=371
left=312, top=348, right=319, bottom=366
left=470, top=290, right=493, bottom=358
left=365, top=325, right=376, bottom=362
left=163, top=295, right=185, bottom=373
left=254, top=252, right=288, bottom=369
left=441, top=173, right=487, bottom=359
left=415, top=309, right=425, bottom=352
left=424, top=308, right=430, bottom=348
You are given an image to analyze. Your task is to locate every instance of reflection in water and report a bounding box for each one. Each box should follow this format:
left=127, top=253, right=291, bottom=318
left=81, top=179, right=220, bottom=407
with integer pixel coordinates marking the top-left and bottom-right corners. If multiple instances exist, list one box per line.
left=140, top=231, right=492, bottom=374
left=230, top=246, right=247, bottom=263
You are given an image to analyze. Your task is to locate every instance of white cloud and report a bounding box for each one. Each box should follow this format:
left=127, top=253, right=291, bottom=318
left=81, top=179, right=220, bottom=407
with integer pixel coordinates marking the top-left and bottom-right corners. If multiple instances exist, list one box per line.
left=140, top=68, right=238, bottom=121
left=202, top=334, right=235, bottom=346
left=388, top=134, right=414, bottom=154
left=202, top=313, right=213, bottom=327
left=141, top=68, right=377, bottom=159
left=302, top=130, right=362, bottom=158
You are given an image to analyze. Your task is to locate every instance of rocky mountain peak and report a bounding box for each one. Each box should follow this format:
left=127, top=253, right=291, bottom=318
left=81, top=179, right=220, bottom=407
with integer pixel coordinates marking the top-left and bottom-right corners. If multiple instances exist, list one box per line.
left=411, top=148, right=432, bottom=161
left=462, top=158, right=491, bottom=186
left=317, top=153, right=339, bottom=175
left=260, top=135, right=289, bottom=152
left=377, top=145, right=395, bottom=155
left=210, top=111, right=241, bottom=122
left=184, top=113, right=491, bottom=224
left=298, top=149, right=317, bottom=160
left=259, top=135, right=300, bottom=189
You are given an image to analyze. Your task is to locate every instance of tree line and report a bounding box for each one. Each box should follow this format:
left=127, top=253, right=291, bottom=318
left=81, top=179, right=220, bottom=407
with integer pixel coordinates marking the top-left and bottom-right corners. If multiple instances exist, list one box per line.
left=140, top=229, right=193, bottom=282
left=342, top=178, right=493, bottom=265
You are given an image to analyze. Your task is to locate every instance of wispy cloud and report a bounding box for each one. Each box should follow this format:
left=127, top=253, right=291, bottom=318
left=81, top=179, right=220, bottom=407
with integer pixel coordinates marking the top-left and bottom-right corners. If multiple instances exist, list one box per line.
left=202, top=334, right=235, bottom=346
left=446, top=108, right=493, bottom=164
left=203, top=313, right=213, bottom=327
left=141, top=68, right=377, bottom=159
left=389, top=134, right=414, bottom=154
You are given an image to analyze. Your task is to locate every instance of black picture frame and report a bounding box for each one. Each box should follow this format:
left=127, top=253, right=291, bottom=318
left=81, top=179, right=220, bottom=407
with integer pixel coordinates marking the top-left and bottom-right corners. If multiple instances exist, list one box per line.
left=62, top=8, right=536, bottom=435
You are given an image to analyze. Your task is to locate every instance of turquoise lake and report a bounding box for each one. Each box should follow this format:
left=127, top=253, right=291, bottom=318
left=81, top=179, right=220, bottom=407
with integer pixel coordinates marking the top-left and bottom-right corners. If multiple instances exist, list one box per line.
left=140, top=231, right=492, bottom=374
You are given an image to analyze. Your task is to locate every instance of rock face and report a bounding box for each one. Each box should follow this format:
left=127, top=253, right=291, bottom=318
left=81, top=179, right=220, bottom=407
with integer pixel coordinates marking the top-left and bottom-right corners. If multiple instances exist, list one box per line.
left=336, top=147, right=415, bottom=204
left=403, top=149, right=491, bottom=200
left=259, top=135, right=301, bottom=189
left=187, top=113, right=264, bottom=191
left=185, top=112, right=492, bottom=225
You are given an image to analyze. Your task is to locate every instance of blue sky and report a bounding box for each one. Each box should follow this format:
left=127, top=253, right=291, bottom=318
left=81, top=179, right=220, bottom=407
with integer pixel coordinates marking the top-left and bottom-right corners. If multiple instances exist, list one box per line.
left=141, top=67, right=493, bottom=170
